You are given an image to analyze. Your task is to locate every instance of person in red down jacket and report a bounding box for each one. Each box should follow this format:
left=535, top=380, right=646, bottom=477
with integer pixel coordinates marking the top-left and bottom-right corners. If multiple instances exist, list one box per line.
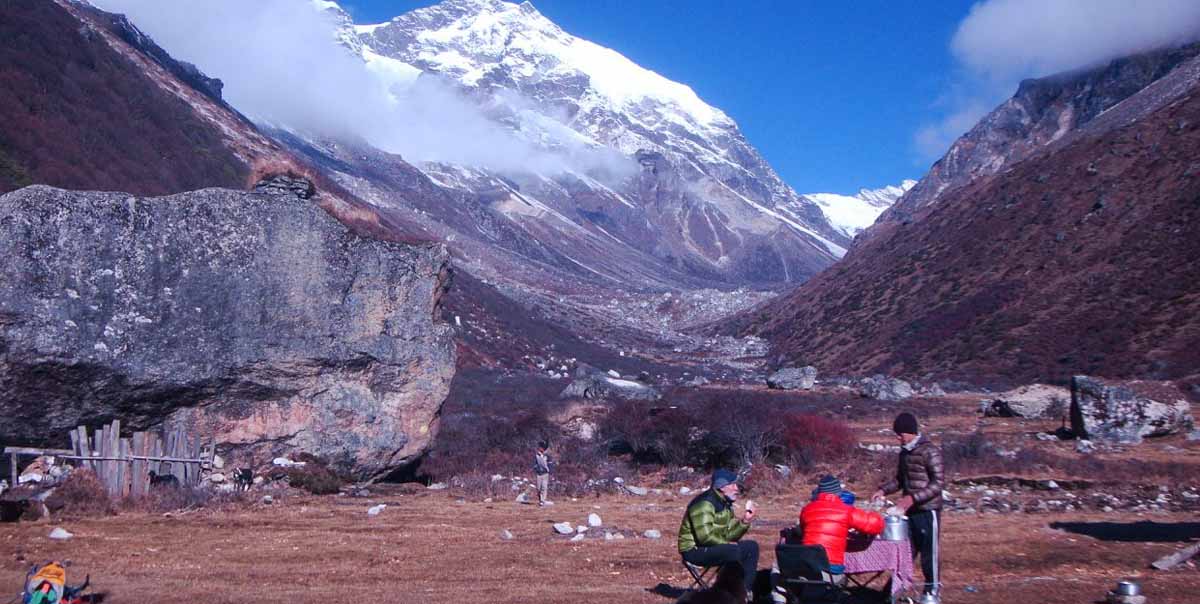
left=799, top=475, right=884, bottom=577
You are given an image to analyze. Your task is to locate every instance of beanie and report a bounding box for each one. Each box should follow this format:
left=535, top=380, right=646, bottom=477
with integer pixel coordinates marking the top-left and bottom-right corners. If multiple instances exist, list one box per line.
left=817, top=474, right=842, bottom=495
left=711, top=469, right=738, bottom=490
left=893, top=412, right=919, bottom=435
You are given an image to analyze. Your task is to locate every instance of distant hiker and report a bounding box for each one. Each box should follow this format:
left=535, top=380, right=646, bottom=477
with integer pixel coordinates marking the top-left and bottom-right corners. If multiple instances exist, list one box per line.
left=798, top=475, right=883, bottom=581
left=533, top=441, right=553, bottom=506
left=873, top=412, right=944, bottom=596
left=678, top=469, right=759, bottom=597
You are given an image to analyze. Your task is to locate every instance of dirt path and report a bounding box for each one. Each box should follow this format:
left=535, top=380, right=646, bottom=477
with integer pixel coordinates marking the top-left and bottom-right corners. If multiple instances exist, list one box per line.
left=2, top=489, right=1197, bottom=603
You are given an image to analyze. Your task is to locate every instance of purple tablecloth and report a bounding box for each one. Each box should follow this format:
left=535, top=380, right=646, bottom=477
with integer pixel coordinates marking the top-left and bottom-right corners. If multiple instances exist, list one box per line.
left=843, top=534, right=915, bottom=599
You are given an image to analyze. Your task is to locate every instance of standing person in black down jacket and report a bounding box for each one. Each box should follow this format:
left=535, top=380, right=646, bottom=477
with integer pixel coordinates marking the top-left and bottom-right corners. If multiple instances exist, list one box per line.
left=873, top=412, right=944, bottom=597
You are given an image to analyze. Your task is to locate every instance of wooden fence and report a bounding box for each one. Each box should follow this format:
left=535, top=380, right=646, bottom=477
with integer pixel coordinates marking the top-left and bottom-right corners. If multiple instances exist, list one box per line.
left=5, top=421, right=214, bottom=498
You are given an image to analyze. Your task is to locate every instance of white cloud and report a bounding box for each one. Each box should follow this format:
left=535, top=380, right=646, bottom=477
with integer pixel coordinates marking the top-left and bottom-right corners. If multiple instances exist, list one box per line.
left=914, top=0, right=1200, bottom=163
left=952, top=0, right=1200, bottom=80
left=89, top=0, right=631, bottom=177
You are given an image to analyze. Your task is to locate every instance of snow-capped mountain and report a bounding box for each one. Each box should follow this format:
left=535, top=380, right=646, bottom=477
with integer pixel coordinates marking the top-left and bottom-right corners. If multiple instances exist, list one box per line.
left=300, top=0, right=853, bottom=286
left=804, top=180, right=916, bottom=238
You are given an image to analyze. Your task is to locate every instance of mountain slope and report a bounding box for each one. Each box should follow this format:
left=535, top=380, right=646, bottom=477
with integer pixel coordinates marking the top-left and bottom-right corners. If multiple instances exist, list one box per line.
left=879, top=42, right=1200, bottom=227
left=732, top=53, right=1200, bottom=386
left=0, top=0, right=281, bottom=195
left=302, top=0, right=848, bottom=286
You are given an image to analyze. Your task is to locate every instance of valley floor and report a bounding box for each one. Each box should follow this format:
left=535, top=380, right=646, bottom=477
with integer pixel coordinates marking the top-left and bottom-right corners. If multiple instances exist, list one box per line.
left=2, top=489, right=1197, bottom=603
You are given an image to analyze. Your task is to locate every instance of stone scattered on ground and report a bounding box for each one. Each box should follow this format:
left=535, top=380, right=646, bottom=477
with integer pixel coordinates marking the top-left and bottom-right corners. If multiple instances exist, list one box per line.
left=367, top=504, right=387, bottom=516
left=48, top=527, right=73, bottom=540
left=623, top=485, right=649, bottom=496
left=261, top=495, right=274, bottom=505
left=427, top=482, right=448, bottom=490
left=570, top=533, right=586, bottom=542
left=860, top=375, right=914, bottom=401
left=981, top=384, right=1070, bottom=418
left=1071, top=376, right=1194, bottom=443
left=588, top=513, right=602, bottom=527
left=642, top=530, right=661, bottom=539
left=500, top=529, right=514, bottom=540
left=553, top=522, right=574, bottom=535
left=766, top=366, right=817, bottom=390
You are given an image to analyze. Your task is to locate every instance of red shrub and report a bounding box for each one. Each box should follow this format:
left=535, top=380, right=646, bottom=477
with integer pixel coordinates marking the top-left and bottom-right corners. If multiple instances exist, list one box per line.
left=780, top=414, right=855, bottom=469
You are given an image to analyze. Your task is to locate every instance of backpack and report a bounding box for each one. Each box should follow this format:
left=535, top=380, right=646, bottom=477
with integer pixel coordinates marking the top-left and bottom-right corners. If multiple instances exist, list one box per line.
left=24, top=562, right=65, bottom=604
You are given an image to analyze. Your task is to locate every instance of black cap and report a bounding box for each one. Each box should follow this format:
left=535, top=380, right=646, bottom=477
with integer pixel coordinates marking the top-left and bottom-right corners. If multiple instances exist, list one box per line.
left=893, top=412, right=919, bottom=435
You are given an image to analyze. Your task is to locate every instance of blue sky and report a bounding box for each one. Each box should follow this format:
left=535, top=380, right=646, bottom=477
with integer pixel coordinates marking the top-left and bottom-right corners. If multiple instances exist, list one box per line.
left=341, top=0, right=981, bottom=194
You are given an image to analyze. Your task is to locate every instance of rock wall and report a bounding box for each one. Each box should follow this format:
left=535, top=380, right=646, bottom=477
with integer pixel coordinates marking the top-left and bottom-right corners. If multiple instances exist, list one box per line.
left=0, top=185, right=455, bottom=477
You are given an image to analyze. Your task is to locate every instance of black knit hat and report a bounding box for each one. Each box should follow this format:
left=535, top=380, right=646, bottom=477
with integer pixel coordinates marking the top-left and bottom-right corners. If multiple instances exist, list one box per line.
left=893, top=412, right=919, bottom=435
left=816, top=474, right=842, bottom=494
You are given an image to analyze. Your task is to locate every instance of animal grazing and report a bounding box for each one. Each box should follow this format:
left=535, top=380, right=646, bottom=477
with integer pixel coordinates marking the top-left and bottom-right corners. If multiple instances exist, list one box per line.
left=233, top=468, right=253, bottom=492
left=148, top=471, right=180, bottom=488
left=676, top=563, right=746, bottom=604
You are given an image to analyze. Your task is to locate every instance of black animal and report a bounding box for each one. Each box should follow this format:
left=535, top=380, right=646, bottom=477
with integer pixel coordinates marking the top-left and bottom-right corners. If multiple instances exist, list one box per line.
left=233, top=468, right=253, bottom=492
left=677, top=563, right=746, bottom=604
left=1, top=499, right=31, bottom=523
left=148, top=471, right=180, bottom=488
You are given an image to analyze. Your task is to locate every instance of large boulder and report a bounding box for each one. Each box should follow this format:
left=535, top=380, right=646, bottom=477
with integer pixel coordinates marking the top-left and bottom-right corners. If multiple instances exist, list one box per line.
left=981, top=384, right=1070, bottom=419
left=560, top=368, right=660, bottom=401
left=1070, top=376, right=1194, bottom=444
left=0, top=185, right=455, bottom=477
left=860, top=375, right=914, bottom=401
left=767, top=366, right=817, bottom=390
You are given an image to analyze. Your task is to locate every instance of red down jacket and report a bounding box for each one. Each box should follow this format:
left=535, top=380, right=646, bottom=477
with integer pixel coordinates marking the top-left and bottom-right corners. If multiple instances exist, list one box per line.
left=799, top=493, right=885, bottom=565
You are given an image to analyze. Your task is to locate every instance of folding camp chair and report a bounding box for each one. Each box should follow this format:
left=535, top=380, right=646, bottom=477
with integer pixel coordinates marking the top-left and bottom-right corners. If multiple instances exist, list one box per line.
left=682, top=556, right=717, bottom=590
left=775, top=544, right=854, bottom=603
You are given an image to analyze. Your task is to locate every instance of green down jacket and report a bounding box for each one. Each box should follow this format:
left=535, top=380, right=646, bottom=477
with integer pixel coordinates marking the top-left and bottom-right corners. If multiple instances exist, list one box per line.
left=677, top=489, right=749, bottom=553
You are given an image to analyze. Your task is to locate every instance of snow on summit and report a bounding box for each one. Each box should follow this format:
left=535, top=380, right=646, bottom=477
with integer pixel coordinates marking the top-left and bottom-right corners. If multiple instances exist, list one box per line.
left=805, top=180, right=917, bottom=238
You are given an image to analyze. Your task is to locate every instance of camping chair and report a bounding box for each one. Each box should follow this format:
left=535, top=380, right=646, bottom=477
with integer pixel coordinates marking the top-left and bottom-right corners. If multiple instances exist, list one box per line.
left=682, top=556, right=717, bottom=590
left=775, top=544, right=853, bottom=603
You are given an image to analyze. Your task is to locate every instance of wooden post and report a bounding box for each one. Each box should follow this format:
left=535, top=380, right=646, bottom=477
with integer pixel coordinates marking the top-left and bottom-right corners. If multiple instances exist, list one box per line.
left=131, top=432, right=146, bottom=498
left=9, top=453, right=16, bottom=487
left=118, top=438, right=130, bottom=498
left=108, top=420, right=121, bottom=497
left=76, top=426, right=91, bottom=472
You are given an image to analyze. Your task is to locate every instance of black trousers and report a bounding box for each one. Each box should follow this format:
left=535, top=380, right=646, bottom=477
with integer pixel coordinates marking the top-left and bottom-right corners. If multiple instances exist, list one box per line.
left=683, top=540, right=760, bottom=591
left=909, top=509, right=941, bottom=595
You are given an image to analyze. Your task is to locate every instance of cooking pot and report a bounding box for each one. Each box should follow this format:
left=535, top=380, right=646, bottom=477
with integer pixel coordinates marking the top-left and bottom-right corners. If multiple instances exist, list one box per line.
left=881, top=515, right=909, bottom=541
left=1115, top=581, right=1141, bottom=596
left=917, top=594, right=941, bottom=604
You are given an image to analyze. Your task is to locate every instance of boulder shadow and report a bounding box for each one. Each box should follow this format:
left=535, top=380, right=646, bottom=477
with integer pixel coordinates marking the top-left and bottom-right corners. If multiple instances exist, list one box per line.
left=1049, top=521, right=1200, bottom=543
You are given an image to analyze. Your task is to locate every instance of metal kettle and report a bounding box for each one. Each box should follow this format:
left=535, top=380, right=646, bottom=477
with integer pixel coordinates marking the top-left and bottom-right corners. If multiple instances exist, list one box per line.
left=882, top=514, right=909, bottom=541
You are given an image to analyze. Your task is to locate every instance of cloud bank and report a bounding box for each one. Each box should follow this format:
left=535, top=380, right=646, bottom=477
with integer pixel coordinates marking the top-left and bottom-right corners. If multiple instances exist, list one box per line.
left=916, top=0, right=1200, bottom=161
left=89, top=0, right=629, bottom=176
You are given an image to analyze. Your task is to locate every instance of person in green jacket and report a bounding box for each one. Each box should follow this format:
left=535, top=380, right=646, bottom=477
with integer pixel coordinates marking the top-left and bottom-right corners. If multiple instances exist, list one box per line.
left=678, top=469, right=759, bottom=594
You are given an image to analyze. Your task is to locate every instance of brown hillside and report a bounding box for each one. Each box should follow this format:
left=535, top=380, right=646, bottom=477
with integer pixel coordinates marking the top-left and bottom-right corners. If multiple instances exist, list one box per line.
left=0, top=0, right=251, bottom=194
left=734, top=72, right=1200, bottom=387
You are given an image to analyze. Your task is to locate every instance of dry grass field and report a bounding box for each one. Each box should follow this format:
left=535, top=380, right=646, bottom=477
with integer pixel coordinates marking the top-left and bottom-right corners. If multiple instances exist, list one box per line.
left=2, top=487, right=1198, bottom=603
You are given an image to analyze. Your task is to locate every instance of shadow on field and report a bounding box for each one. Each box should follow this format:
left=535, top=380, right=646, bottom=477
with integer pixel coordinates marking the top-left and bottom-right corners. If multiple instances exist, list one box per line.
left=648, top=583, right=687, bottom=599
left=1050, top=521, right=1200, bottom=543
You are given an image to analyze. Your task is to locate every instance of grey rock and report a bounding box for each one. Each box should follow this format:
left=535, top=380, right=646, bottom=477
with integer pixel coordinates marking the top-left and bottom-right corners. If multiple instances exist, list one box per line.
left=499, top=529, right=514, bottom=540
left=981, top=384, right=1070, bottom=419
left=1075, top=439, right=1096, bottom=454
left=261, top=495, right=274, bottom=505
left=570, top=533, right=586, bottom=542
left=0, top=185, right=455, bottom=479
left=588, top=513, right=602, bottom=527
left=560, top=368, right=661, bottom=401
left=624, top=485, right=649, bottom=496
left=767, top=366, right=817, bottom=390
left=860, top=375, right=914, bottom=401
left=1188, top=430, right=1200, bottom=441
left=1070, top=376, right=1194, bottom=443
left=48, top=527, right=73, bottom=541
left=427, top=482, right=448, bottom=490
left=642, top=529, right=662, bottom=539
left=553, top=522, right=574, bottom=535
